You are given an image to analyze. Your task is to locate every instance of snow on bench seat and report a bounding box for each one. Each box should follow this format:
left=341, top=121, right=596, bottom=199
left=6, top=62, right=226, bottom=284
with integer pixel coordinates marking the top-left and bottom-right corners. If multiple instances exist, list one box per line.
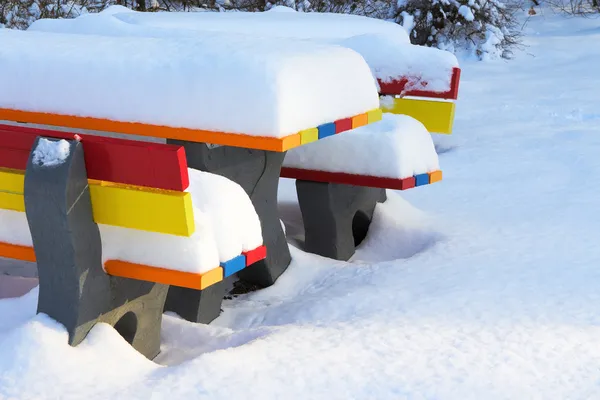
left=0, top=169, right=264, bottom=289
left=0, top=28, right=379, bottom=152
left=28, top=7, right=459, bottom=99
left=281, top=114, right=442, bottom=190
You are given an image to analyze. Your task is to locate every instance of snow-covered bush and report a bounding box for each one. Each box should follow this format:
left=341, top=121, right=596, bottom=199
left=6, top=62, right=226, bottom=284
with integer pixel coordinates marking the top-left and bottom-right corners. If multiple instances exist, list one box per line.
left=392, top=0, right=524, bottom=59
left=0, top=0, right=91, bottom=29
left=545, top=0, right=599, bottom=14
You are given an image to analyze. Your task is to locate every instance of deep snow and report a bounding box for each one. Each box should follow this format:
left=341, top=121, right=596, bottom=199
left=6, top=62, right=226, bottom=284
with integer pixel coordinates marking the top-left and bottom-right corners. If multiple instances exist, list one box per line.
left=2, top=10, right=600, bottom=400
left=0, top=28, right=378, bottom=137
left=28, top=6, right=459, bottom=91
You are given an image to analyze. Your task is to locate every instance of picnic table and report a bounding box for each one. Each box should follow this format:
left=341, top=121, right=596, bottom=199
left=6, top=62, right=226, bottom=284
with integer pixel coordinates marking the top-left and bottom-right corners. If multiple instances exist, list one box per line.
left=25, top=7, right=461, bottom=261
left=0, top=8, right=461, bottom=358
left=0, top=25, right=382, bottom=357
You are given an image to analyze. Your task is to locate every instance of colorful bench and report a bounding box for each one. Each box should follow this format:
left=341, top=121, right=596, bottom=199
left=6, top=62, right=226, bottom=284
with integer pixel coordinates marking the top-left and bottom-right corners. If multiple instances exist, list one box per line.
left=0, top=123, right=266, bottom=358
left=378, top=67, right=461, bottom=134
left=281, top=113, right=444, bottom=260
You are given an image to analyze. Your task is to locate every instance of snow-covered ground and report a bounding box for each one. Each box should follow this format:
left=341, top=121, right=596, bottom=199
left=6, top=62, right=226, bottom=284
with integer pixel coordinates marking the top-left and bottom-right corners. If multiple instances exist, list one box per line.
left=1, top=10, right=600, bottom=399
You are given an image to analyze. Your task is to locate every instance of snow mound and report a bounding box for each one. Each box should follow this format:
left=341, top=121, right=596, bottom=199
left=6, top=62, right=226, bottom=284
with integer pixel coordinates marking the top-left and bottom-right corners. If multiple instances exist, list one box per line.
left=28, top=8, right=458, bottom=91
left=0, top=28, right=378, bottom=138
left=283, top=114, right=439, bottom=178
left=31, top=138, right=70, bottom=167
left=0, top=169, right=261, bottom=273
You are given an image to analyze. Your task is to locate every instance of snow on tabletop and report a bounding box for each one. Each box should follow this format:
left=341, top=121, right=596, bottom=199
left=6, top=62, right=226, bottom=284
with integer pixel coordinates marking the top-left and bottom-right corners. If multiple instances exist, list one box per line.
left=31, top=138, right=70, bottom=167
left=0, top=169, right=261, bottom=273
left=29, top=6, right=459, bottom=91
left=0, top=28, right=378, bottom=138
left=283, top=114, right=439, bottom=179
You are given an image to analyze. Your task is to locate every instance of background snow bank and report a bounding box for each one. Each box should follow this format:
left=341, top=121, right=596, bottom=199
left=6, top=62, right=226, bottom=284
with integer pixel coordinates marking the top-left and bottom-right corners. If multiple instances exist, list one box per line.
left=283, top=114, right=439, bottom=178
left=0, top=28, right=378, bottom=137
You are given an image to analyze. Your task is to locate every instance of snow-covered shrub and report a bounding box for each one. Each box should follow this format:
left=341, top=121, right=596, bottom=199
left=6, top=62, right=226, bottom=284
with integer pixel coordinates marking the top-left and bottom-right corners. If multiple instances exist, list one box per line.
left=261, top=0, right=523, bottom=59
left=545, top=0, right=599, bottom=14
left=0, top=0, right=91, bottom=29
left=392, top=0, right=524, bottom=59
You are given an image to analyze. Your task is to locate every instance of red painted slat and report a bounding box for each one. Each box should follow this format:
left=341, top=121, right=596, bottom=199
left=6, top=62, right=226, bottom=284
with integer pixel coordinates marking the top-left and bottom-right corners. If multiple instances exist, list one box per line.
left=0, top=124, right=189, bottom=191
left=334, top=117, right=353, bottom=134
left=243, top=245, right=267, bottom=266
left=378, top=67, right=461, bottom=100
left=281, top=167, right=419, bottom=190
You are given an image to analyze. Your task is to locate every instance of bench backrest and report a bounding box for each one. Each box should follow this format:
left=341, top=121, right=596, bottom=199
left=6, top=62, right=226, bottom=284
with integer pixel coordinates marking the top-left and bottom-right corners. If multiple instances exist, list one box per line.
left=0, top=124, right=195, bottom=237
left=378, top=67, right=461, bottom=135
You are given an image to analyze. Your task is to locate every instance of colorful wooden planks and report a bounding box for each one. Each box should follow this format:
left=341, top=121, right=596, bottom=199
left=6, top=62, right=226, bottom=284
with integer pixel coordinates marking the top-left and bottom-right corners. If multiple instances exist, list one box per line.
left=280, top=168, right=442, bottom=190
left=0, top=168, right=195, bottom=236
left=378, top=67, right=461, bottom=100
left=104, top=261, right=224, bottom=290
left=0, top=240, right=267, bottom=290
left=380, top=97, right=456, bottom=134
left=0, top=242, right=36, bottom=263
left=0, top=108, right=382, bottom=152
left=0, top=124, right=190, bottom=191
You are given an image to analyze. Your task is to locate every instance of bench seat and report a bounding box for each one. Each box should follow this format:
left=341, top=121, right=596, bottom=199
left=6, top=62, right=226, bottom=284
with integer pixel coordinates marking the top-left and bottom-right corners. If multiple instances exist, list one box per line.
left=281, top=114, right=441, bottom=261
left=0, top=167, right=266, bottom=289
left=282, top=113, right=441, bottom=188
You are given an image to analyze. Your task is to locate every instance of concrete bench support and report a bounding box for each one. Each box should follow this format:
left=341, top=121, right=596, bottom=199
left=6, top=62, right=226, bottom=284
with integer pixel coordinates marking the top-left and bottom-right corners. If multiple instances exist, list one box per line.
left=296, top=180, right=386, bottom=261
left=24, top=137, right=168, bottom=359
left=165, top=140, right=291, bottom=323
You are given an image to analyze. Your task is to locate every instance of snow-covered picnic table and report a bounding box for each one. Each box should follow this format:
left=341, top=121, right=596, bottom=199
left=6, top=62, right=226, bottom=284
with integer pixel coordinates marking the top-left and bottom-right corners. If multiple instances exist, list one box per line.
left=0, top=25, right=383, bottom=292
left=29, top=6, right=460, bottom=99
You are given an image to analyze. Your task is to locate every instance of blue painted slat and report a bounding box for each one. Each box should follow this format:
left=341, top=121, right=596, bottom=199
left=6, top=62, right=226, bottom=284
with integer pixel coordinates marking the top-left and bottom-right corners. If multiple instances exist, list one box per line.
left=414, top=173, right=430, bottom=187
left=220, top=254, right=247, bottom=277
left=317, top=123, right=336, bottom=139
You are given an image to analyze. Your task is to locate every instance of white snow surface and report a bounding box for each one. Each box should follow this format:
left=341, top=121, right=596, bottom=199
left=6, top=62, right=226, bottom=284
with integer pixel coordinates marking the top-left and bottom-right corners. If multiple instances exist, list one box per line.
left=28, top=7, right=458, bottom=90
left=2, top=11, right=600, bottom=399
left=283, top=113, right=439, bottom=178
left=31, top=138, right=71, bottom=167
left=0, top=169, right=261, bottom=273
left=0, top=28, right=378, bottom=138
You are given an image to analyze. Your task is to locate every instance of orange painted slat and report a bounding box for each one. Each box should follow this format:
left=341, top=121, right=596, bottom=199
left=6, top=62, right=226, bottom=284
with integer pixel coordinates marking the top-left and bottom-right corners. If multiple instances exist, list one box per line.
left=0, top=109, right=301, bottom=152
left=0, top=241, right=223, bottom=290
left=0, top=242, right=36, bottom=262
left=104, top=260, right=223, bottom=290
left=351, top=113, right=369, bottom=129
left=428, top=170, right=443, bottom=183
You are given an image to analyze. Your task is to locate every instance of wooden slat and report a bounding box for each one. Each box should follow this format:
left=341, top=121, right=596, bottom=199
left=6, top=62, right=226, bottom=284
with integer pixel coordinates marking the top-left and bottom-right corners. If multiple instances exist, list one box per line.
left=0, top=242, right=36, bottom=262
left=280, top=168, right=443, bottom=190
left=0, top=108, right=384, bottom=153
left=0, top=110, right=301, bottom=152
left=0, top=168, right=195, bottom=237
left=378, top=67, right=461, bottom=100
left=0, top=242, right=270, bottom=286
left=0, top=124, right=189, bottom=191
left=105, top=260, right=223, bottom=290
left=0, top=241, right=223, bottom=290
left=380, top=97, right=456, bottom=134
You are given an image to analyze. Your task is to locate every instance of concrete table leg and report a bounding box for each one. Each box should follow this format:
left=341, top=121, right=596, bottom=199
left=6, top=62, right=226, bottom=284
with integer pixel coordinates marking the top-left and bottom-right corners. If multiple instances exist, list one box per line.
left=165, top=141, right=291, bottom=323
left=296, top=180, right=387, bottom=261
left=24, top=137, right=168, bottom=359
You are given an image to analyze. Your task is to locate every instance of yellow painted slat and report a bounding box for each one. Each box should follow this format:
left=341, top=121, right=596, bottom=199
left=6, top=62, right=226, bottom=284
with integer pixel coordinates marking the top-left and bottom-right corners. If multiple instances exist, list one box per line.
left=88, top=181, right=195, bottom=237
left=381, top=97, right=456, bottom=134
left=299, top=128, right=319, bottom=145
left=367, top=108, right=383, bottom=124
left=0, top=168, right=25, bottom=212
left=0, top=169, right=195, bottom=237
